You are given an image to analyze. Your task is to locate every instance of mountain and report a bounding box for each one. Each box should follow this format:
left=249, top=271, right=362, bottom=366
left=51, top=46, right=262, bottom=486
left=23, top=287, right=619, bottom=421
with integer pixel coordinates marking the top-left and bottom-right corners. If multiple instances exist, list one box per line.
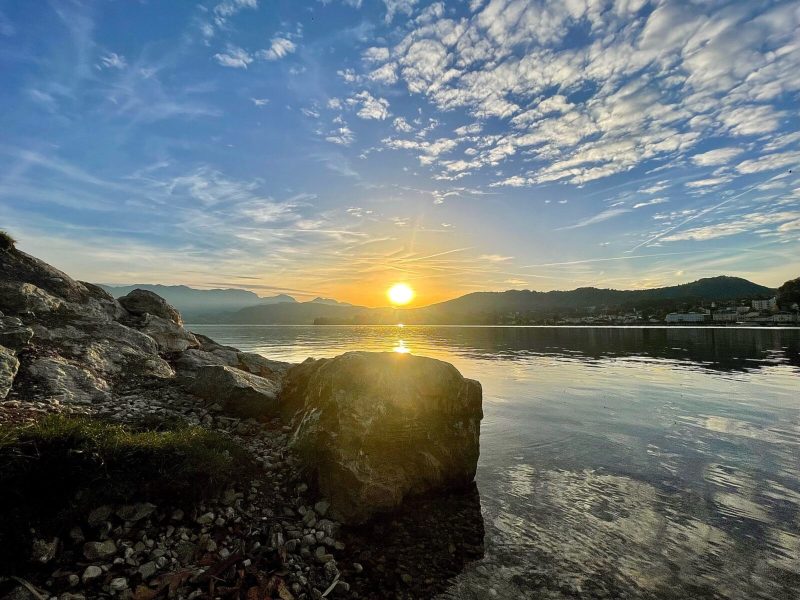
left=221, top=300, right=376, bottom=325
left=98, top=284, right=296, bottom=321
left=400, top=276, right=775, bottom=323
left=310, top=297, right=353, bottom=306
left=214, top=276, right=775, bottom=325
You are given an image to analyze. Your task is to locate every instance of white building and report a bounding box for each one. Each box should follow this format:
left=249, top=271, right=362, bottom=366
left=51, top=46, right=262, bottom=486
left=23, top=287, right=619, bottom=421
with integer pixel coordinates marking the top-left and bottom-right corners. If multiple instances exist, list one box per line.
left=666, top=312, right=708, bottom=323
left=712, top=310, right=738, bottom=322
left=772, top=312, right=797, bottom=323
left=752, top=297, right=777, bottom=311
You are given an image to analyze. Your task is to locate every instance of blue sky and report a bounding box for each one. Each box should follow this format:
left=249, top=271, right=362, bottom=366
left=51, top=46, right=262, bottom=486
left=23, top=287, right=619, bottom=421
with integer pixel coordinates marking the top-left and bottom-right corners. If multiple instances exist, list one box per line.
left=0, top=0, right=798, bottom=306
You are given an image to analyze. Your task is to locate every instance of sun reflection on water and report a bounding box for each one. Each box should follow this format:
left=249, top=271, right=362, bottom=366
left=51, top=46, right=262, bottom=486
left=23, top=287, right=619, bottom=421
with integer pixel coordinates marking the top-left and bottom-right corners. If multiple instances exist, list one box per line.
left=393, top=339, right=410, bottom=353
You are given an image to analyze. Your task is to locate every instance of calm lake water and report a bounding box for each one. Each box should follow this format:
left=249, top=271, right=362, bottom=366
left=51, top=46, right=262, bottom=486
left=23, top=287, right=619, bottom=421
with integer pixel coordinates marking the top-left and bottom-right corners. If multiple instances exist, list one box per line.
left=189, top=325, right=800, bottom=600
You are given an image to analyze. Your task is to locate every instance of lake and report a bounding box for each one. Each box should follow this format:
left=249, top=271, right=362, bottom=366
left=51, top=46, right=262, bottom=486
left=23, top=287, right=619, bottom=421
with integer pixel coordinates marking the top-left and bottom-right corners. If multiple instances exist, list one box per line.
left=189, top=325, right=800, bottom=600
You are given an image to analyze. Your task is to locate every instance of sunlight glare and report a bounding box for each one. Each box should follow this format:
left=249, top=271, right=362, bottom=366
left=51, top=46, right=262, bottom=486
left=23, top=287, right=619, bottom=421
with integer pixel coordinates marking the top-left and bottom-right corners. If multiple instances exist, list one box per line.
left=387, top=283, right=414, bottom=305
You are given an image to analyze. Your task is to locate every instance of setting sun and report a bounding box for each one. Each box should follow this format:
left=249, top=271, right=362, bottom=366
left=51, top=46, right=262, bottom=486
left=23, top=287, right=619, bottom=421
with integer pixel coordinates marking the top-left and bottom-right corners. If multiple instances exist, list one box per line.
left=387, top=283, right=414, bottom=306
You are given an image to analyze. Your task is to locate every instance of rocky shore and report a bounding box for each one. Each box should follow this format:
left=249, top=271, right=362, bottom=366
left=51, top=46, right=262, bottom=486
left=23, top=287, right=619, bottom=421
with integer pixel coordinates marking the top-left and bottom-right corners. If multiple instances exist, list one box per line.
left=0, top=239, right=484, bottom=600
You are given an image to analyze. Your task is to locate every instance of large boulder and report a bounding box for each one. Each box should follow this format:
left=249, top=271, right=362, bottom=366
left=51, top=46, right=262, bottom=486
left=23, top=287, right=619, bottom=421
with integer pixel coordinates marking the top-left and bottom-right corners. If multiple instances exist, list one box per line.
left=190, top=365, right=280, bottom=419
left=0, top=344, right=19, bottom=398
left=118, top=289, right=183, bottom=326
left=138, top=314, right=199, bottom=353
left=280, top=351, right=483, bottom=524
left=174, top=334, right=291, bottom=378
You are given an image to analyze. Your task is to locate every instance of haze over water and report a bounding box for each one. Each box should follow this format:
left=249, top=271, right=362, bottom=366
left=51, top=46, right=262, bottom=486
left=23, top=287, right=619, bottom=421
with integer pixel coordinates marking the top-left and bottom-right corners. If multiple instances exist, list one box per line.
left=190, top=325, right=800, bottom=599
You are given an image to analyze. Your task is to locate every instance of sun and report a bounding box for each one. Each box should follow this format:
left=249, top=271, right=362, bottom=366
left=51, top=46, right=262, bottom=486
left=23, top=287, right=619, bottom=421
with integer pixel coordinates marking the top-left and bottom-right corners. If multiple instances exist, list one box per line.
left=387, top=283, right=414, bottom=306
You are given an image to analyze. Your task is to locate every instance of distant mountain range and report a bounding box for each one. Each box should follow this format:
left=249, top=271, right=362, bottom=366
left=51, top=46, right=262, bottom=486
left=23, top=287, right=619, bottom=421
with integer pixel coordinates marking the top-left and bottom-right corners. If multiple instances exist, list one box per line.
left=98, top=284, right=297, bottom=320
left=172, top=275, right=777, bottom=325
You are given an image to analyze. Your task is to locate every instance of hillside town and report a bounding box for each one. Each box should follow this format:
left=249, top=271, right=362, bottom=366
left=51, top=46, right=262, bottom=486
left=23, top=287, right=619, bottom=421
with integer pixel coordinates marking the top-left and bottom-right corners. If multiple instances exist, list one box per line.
left=498, top=296, right=800, bottom=326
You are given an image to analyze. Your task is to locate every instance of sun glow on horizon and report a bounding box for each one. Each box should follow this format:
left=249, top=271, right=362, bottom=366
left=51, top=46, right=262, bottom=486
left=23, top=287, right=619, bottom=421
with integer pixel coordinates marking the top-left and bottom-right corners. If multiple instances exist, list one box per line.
left=387, top=283, right=414, bottom=306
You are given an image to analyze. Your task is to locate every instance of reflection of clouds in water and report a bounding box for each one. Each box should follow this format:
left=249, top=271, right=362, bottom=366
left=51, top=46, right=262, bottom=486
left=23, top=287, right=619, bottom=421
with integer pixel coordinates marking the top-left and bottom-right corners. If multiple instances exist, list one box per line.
left=448, top=467, right=798, bottom=599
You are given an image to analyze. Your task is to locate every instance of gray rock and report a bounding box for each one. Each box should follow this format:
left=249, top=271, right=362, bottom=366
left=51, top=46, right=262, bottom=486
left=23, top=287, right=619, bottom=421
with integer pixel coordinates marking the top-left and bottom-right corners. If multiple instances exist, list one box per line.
left=314, top=500, right=330, bottom=517
left=138, top=561, right=158, bottom=580
left=116, top=502, right=156, bottom=522
left=109, top=577, right=128, bottom=592
left=0, top=315, right=34, bottom=350
left=281, top=351, right=483, bottom=523
left=25, top=356, right=111, bottom=404
left=137, top=314, right=198, bottom=353
left=118, top=289, right=183, bottom=325
left=189, top=365, right=280, bottom=419
left=82, top=565, right=103, bottom=583
left=30, top=536, right=59, bottom=563
left=83, top=540, right=117, bottom=560
left=0, top=281, right=63, bottom=315
left=2, top=585, right=37, bottom=600
left=87, top=505, right=113, bottom=527
left=0, top=344, right=19, bottom=398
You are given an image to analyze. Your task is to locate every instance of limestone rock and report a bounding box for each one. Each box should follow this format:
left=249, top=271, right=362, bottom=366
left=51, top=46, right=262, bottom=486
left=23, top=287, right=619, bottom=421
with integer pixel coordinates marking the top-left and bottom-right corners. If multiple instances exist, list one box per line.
left=190, top=365, right=280, bottom=419
left=25, top=356, right=111, bottom=404
left=280, top=351, right=483, bottom=523
left=0, top=281, right=63, bottom=315
left=138, top=314, right=199, bottom=353
left=175, top=335, right=291, bottom=378
left=0, top=344, right=20, bottom=398
left=0, top=315, right=34, bottom=350
left=118, top=289, right=183, bottom=326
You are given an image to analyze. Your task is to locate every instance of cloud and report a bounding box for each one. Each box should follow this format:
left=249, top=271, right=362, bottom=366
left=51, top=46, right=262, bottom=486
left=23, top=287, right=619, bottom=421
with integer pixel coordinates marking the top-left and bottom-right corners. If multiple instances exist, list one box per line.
left=392, top=117, right=414, bottom=133
left=691, top=147, right=744, bottom=167
left=633, top=198, right=668, bottom=209
left=350, top=91, right=390, bottom=120
left=383, top=0, right=419, bottom=23
left=325, top=126, right=355, bottom=146
left=259, top=37, right=297, bottom=61
left=214, top=45, right=253, bottom=68
left=97, top=52, right=126, bottom=70
left=662, top=211, right=800, bottom=242
left=560, top=207, right=631, bottom=230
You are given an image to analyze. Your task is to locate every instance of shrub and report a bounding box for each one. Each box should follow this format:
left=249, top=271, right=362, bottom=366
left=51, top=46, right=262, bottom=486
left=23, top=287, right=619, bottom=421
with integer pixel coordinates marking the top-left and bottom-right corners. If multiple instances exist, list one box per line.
left=0, top=415, right=254, bottom=572
left=0, top=230, right=16, bottom=251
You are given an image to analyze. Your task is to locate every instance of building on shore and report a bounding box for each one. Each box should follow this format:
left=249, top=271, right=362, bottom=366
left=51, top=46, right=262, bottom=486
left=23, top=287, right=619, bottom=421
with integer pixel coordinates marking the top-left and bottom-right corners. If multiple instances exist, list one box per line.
left=665, top=312, right=709, bottom=323
left=752, top=297, right=777, bottom=311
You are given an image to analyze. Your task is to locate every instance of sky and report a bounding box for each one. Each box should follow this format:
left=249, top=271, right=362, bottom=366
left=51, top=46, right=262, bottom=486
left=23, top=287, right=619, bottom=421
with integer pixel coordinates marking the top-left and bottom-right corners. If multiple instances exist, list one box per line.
left=0, top=0, right=799, bottom=307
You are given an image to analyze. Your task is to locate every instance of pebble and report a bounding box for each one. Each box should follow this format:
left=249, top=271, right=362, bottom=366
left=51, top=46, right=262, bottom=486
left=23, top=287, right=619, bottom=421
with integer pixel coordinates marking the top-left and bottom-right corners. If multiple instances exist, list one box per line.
left=81, top=565, right=102, bottom=583
left=109, top=577, right=128, bottom=591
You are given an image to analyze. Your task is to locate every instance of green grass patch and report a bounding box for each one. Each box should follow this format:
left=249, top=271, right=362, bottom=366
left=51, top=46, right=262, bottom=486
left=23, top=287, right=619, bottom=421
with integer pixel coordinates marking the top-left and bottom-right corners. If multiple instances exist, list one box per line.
left=0, top=414, right=254, bottom=572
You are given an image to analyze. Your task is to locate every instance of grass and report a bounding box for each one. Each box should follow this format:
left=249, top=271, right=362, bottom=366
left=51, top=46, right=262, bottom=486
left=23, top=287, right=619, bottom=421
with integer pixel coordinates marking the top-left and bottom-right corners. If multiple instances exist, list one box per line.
left=0, top=414, right=254, bottom=572
left=0, top=229, right=16, bottom=251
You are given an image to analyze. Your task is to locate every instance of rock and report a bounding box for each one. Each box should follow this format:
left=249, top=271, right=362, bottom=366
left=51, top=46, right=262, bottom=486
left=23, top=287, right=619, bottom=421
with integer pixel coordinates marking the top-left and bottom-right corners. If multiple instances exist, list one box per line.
left=87, top=505, right=113, bottom=527
left=0, top=344, right=19, bottom=398
left=83, top=540, right=117, bottom=560
left=175, top=541, right=197, bottom=565
left=138, top=561, right=157, bottom=580
left=280, top=351, right=483, bottom=523
left=137, top=314, right=198, bottom=353
left=196, top=512, right=215, bottom=526
left=30, top=536, right=59, bottom=563
left=314, top=500, right=330, bottom=517
left=0, top=315, right=34, bottom=350
left=189, top=365, right=280, bottom=419
left=0, top=281, right=63, bottom=315
left=109, top=577, right=128, bottom=592
left=25, top=356, right=111, bottom=404
left=118, top=289, right=183, bottom=326
left=82, top=565, right=103, bottom=583
left=1, top=585, right=37, bottom=600
left=116, top=503, right=156, bottom=522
